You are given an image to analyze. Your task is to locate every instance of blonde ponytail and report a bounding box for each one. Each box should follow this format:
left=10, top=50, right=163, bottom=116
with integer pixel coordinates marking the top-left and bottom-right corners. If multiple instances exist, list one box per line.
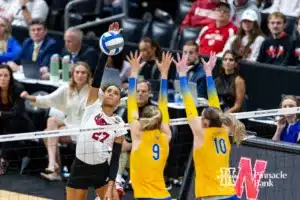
left=220, top=113, right=247, bottom=145
left=140, top=105, right=162, bottom=131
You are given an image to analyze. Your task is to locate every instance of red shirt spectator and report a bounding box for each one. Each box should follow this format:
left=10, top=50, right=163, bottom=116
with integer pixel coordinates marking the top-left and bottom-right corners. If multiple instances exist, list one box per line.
left=196, top=2, right=238, bottom=55
left=181, top=0, right=220, bottom=30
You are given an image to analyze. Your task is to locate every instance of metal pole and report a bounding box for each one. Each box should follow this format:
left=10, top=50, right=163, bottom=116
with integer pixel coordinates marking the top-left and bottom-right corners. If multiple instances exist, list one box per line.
left=64, top=0, right=89, bottom=30
left=177, top=149, right=195, bottom=200
left=71, top=13, right=125, bottom=29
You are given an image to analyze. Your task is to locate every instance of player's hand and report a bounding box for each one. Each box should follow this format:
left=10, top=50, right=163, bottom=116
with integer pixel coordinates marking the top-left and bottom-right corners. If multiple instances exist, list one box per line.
left=173, top=53, right=190, bottom=76
left=201, top=52, right=217, bottom=76
left=276, top=117, right=286, bottom=130
left=108, top=22, right=122, bottom=33
left=20, top=91, right=29, bottom=99
left=156, top=51, right=173, bottom=78
left=126, top=51, right=142, bottom=76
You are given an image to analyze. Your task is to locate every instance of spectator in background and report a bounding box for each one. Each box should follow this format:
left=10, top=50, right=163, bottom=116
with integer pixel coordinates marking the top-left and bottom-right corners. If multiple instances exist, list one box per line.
left=230, top=0, right=261, bottom=27
left=272, top=95, right=300, bottom=143
left=292, top=17, right=300, bottom=66
left=0, top=0, right=49, bottom=27
left=20, top=62, right=92, bottom=181
left=0, top=64, right=34, bottom=175
left=256, top=12, right=293, bottom=66
left=196, top=1, right=238, bottom=55
left=180, top=0, right=220, bottom=30
left=0, top=14, right=22, bottom=63
left=138, top=37, right=176, bottom=81
left=7, top=18, right=58, bottom=79
left=215, top=50, right=246, bottom=112
left=221, top=9, right=265, bottom=61
left=262, top=0, right=300, bottom=17
left=61, top=28, right=99, bottom=75
left=177, top=41, right=207, bottom=98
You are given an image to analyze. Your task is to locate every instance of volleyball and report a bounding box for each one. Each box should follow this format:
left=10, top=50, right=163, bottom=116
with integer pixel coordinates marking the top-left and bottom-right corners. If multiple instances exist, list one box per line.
left=99, top=31, right=124, bottom=55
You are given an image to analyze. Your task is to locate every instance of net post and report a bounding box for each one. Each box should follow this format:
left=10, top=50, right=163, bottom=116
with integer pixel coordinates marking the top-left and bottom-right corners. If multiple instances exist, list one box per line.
left=177, top=148, right=195, bottom=200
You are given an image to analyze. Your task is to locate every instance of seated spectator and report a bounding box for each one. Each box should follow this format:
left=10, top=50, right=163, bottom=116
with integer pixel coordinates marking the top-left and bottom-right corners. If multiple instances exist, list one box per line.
left=272, top=95, right=300, bottom=143
left=262, top=0, right=300, bottom=17
left=215, top=50, right=246, bottom=112
left=0, top=64, right=34, bottom=175
left=0, top=14, right=22, bottom=63
left=103, top=0, right=123, bottom=15
left=0, top=0, right=49, bottom=27
left=291, top=17, right=300, bottom=66
left=196, top=1, right=238, bottom=55
left=138, top=37, right=176, bottom=81
left=230, top=0, right=261, bottom=26
left=7, top=18, right=58, bottom=79
left=256, top=12, right=293, bottom=66
left=180, top=0, right=220, bottom=30
left=177, top=41, right=207, bottom=98
left=221, top=9, right=265, bottom=61
left=20, top=62, right=92, bottom=181
left=116, top=79, right=153, bottom=193
left=61, top=28, right=99, bottom=75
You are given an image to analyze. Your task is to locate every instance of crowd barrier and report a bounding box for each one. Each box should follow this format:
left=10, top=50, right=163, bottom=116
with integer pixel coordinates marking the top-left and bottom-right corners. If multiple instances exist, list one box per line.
left=178, top=137, right=300, bottom=200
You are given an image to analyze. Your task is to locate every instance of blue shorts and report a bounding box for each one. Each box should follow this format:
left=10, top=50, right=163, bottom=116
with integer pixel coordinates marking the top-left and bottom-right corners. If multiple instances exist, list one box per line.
left=220, top=195, right=239, bottom=200
left=136, top=197, right=172, bottom=200
left=196, top=195, right=239, bottom=200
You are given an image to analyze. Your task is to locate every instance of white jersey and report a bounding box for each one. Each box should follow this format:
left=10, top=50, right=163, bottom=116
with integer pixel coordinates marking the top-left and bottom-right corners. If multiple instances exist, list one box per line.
left=76, top=99, right=126, bottom=165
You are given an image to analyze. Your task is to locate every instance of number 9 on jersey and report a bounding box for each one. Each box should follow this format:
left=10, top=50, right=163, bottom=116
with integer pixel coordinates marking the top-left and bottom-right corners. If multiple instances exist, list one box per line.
left=152, top=144, right=160, bottom=160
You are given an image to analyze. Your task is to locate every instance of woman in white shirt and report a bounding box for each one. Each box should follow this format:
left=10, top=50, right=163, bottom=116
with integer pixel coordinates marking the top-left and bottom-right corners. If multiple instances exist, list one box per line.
left=221, top=9, right=265, bottom=61
left=20, top=61, right=91, bottom=181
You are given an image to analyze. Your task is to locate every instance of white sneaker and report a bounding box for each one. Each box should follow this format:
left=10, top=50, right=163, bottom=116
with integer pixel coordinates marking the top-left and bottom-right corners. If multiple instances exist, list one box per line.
left=95, top=196, right=101, bottom=200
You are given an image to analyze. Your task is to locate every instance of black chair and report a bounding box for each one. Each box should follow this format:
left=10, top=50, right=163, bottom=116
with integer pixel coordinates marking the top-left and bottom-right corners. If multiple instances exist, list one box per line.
left=285, top=16, right=297, bottom=36
left=176, top=27, right=201, bottom=50
left=25, top=91, right=50, bottom=131
left=175, top=1, right=193, bottom=25
left=121, top=18, right=150, bottom=43
left=260, top=12, right=270, bottom=36
left=144, top=21, right=179, bottom=49
left=11, top=26, right=29, bottom=44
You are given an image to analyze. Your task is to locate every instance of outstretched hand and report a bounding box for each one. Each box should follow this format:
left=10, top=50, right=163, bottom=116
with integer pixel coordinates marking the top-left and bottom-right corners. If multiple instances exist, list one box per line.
left=156, top=51, right=173, bottom=78
left=108, top=22, right=122, bottom=33
left=201, top=52, right=217, bottom=76
left=172, top=53, right=190, bottom=76
left=126, top=51, right=142, bottom=76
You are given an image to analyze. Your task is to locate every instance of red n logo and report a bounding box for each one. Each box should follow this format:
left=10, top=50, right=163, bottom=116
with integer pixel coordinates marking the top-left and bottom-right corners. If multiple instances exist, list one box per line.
left=235, top=157, right=267, bottom=200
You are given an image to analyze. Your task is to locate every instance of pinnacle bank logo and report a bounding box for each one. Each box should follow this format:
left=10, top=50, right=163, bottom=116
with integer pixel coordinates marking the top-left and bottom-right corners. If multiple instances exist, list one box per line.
left=217, top=157, right=288, bottom=200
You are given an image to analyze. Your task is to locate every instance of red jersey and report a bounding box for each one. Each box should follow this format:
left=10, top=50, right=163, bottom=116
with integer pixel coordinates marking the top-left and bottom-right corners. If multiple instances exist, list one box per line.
left=181, top=0, right=218, bottom=29
left=196, top=22, right=238, bottom=55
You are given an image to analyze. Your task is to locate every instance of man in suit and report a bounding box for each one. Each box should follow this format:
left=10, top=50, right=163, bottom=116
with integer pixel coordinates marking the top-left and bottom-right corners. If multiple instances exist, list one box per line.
left=7, top=18, right=58, bottom=79
left=61, top=28, right=99, bottom=75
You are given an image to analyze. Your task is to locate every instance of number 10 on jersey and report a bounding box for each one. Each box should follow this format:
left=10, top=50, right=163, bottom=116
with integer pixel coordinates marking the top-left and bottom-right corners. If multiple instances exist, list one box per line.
left=152, top=144, right=160, bottom=160
left=214, top=137, right=227, bottom=154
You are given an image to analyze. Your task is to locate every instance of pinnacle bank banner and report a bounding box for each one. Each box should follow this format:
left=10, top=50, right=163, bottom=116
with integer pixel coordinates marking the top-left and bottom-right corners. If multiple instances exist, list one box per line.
left=186, top=139, right=300, bottom=200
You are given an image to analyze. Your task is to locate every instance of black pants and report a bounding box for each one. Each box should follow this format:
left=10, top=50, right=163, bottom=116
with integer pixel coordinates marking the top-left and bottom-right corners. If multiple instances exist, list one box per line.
left=0, top=117, right=35, bottom=160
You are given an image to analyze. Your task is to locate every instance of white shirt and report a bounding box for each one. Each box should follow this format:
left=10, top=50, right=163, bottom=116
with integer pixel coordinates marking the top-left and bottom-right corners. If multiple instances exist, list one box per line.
left=5, top=0, right=49, bottom=27
left=220, top=35, right=265, bottom=61
left=35, top=83, right=89, bottom=128
left=76, top=99, right=126, bottom=165
left=262, top=0, right=300, bottom=17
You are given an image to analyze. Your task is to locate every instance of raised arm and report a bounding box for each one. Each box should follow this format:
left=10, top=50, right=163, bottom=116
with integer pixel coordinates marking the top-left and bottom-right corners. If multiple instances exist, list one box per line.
left=173, top=54, right=202, bottom=136
left=126, top=51, right=142, bottom=138
left=87, top=22, right=120, bottom=106
left=201, top=53, right=221, bottom=109
left=156, top=52, right=172, bottom=140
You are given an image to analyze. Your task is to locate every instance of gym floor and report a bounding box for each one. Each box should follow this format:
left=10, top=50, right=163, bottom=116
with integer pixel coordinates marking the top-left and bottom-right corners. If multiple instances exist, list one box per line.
left=0, top=174, right=179, bottom=200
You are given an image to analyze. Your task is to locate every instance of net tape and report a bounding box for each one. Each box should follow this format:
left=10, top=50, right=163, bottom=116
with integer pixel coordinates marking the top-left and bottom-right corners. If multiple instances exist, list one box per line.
left=0, top=107, right=299, bottom=142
